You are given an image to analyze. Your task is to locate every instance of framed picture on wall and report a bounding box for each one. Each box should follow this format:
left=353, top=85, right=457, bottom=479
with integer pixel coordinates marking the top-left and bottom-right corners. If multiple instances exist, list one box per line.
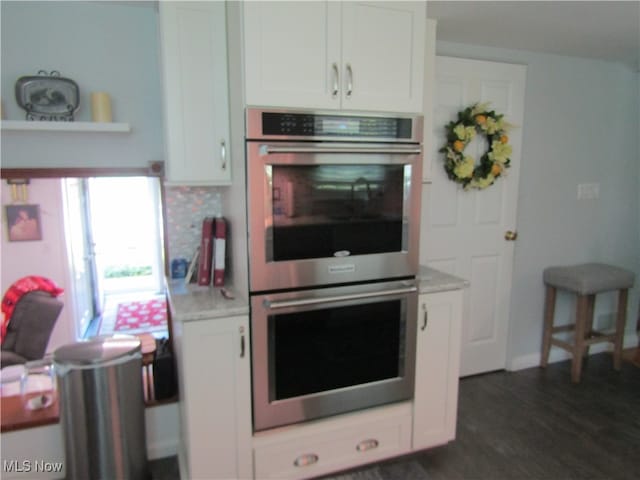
left=6, top=204, right=42, bottom=242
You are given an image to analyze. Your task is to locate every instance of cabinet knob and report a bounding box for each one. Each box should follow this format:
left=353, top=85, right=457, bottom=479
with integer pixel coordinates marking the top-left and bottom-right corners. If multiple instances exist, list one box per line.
left=345, top=63, right=353, bottom=97
left=504, top=230, right=518, bottom=241
left=331, top=63, right=339, bottom=98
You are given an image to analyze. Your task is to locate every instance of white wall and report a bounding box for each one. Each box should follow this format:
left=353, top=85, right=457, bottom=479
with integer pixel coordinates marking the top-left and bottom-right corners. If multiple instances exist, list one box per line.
left=0, top=1, right=163, bottom=169
left=0, top=179, right=74, bottom=353
left=434, top=41, right=640, bottom=367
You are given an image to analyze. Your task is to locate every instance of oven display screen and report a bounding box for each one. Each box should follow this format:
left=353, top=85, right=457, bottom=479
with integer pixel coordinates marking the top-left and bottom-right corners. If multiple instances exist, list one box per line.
left=320, top=118, right=360, bottom=135
left=261, top=112, right=412, bottom=138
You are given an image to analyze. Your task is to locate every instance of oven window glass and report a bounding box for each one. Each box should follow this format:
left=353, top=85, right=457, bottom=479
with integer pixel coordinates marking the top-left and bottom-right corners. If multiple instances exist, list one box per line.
left=269, top=299, right=404, bottom=401
left=269, top=164, right=409, bottom=261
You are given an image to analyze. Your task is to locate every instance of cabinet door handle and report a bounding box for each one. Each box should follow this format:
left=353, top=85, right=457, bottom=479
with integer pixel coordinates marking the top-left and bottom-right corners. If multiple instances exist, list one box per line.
left=293, top=453, right=318, bottom=467
left=332, top=63, right=339, bottom=98
left=220, top=140, right=227, bottom=171
left=346, top=63, right=353, bottom=97
left=356, top=438, right=379, bottom=452
left=421, top=304, right=428, bottom=331
left=240, top=326, right=245, bottom=358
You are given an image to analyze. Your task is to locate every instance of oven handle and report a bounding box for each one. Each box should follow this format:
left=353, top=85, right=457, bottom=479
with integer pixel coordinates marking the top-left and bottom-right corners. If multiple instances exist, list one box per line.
left=263, top=286, right=417, bottom=310
left=262, top=145, right=422, bottom=155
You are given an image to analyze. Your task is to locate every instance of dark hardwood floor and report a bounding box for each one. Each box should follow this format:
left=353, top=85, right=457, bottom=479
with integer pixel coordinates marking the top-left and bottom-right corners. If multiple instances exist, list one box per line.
left=151, top=352, right=639, bottom=479
left=413, top=352, right=639, bottom=480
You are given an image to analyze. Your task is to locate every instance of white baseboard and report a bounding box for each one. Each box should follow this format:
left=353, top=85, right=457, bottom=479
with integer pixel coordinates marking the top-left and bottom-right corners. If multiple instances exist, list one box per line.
left=178, top=445, right=189, bottom=480
left=507, top=332, right=638, bottom=372
left=148, top=438, right=179, bottom=460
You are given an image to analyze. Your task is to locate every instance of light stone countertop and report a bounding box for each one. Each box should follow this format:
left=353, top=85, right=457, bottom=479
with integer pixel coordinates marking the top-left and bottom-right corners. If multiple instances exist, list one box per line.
left=166, top=267, right=468, bottom=322
left=416, top=265, right=469, bottom=293
left=166, top=280, right=249, bottom=322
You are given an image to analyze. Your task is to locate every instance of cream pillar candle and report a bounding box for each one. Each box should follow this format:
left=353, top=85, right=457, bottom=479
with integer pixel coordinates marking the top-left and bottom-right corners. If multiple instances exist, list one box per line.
left=91, top=92, right=112, bottom=122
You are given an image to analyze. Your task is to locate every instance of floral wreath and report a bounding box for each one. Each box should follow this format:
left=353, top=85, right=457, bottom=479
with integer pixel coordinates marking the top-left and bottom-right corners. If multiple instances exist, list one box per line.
left=440, top=102, right=514, bottom=190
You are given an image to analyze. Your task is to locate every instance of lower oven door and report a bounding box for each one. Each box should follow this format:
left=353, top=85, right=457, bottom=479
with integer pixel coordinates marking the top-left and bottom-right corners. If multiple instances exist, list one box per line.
left=251, top=279, right=418, bottom=432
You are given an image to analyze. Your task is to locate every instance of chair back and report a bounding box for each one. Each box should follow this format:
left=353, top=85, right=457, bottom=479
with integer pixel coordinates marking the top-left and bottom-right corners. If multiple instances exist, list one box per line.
left=1, top=291, right=63, bottom=362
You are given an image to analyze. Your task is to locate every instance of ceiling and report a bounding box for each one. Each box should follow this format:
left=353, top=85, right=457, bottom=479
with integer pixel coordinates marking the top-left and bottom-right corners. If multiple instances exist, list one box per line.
left=428, top=1, right=640, bottom=71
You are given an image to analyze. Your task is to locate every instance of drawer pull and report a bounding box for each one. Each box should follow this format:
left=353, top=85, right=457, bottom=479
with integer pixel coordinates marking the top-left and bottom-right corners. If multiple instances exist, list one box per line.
left=421, top=303, right=428, bottom=331
left=220, top=140, right=227, bottom=171
left=293, top=453, right=319, bottom=468
left=356, top=438, right=379, bottom=452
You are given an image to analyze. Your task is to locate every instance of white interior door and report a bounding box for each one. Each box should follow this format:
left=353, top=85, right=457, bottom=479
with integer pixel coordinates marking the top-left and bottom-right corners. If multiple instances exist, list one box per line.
left=421, top=56, right=527, bottom=376
left=62, top=178, right=97, bottom=339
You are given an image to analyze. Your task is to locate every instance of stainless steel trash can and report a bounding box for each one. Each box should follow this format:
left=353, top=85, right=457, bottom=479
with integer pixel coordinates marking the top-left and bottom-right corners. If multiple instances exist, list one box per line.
left=54, top=336, right=149, bottom=480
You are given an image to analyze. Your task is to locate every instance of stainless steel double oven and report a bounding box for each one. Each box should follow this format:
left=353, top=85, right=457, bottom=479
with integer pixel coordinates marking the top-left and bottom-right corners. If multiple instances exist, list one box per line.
left=246, top=108, right=423, bottom=431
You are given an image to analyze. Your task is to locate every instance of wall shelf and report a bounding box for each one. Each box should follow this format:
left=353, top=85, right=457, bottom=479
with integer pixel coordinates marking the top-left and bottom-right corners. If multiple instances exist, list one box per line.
left=1, top=120, right=131, bottom=133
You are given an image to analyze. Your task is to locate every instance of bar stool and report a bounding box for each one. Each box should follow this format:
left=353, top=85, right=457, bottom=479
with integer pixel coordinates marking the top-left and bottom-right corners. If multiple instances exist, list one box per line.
left=540, top=263, right=635, bottom=382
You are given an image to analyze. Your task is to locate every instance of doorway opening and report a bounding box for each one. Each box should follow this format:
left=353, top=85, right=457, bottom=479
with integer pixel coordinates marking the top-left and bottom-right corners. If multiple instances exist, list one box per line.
left=62, top=176, right=166, bottom=340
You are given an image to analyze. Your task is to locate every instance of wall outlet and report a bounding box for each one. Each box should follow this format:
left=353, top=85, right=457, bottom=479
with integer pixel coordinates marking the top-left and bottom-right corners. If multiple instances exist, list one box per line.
left=577, top=183, right=600, bottom=200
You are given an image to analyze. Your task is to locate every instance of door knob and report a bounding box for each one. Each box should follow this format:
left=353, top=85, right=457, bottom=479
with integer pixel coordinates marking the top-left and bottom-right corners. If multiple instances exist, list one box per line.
left=505, top=230, right=518, bottom=241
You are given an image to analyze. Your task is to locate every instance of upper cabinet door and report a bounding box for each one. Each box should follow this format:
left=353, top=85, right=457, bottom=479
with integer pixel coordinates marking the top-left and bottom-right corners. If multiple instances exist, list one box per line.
left=341, top=2, right=425, bottom=113
left=160, top=2, right=231, bottom=185
left=243, top=1, right=341, bottom=110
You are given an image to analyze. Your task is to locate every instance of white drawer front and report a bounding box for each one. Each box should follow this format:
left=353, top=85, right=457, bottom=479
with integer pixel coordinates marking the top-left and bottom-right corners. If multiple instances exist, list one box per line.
left=254, top=414, right=412, bottom=479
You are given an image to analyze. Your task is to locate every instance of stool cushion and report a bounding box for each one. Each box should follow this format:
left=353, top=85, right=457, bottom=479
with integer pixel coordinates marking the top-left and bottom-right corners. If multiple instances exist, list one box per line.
left=543, top=263, right=635, bottom=295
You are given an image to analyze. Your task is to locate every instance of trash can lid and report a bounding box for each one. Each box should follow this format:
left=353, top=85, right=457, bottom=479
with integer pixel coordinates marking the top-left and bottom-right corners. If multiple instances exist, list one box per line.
left=53, top=335, right=142, bottom=367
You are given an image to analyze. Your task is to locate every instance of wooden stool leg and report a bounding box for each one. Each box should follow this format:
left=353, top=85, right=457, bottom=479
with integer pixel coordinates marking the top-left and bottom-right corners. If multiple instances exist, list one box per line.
left=613, top=289, right=628, bottom=370
left=541, top=285, right=556, bottom=367
left=584, top=294, right=596, bottom=358
left=572, top=295, right=588, bottom=383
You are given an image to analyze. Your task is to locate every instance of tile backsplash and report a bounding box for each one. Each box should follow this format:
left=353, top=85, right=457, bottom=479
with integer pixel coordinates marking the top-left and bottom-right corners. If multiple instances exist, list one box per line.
left=164, top=186, right=221, bottom=264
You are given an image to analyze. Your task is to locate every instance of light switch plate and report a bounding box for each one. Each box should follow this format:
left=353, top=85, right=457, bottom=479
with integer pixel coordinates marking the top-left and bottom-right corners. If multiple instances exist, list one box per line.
left=577, top=183, right=600, bottom=200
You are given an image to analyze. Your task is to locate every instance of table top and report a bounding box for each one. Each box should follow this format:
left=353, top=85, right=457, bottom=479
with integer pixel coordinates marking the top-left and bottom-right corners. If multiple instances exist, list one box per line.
left=1, top=392, right=59, bottom=433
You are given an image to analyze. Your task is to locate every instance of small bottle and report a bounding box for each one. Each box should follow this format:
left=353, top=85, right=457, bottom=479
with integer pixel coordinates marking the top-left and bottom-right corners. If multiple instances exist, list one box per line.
left=171, top=258, right=188, bottom=279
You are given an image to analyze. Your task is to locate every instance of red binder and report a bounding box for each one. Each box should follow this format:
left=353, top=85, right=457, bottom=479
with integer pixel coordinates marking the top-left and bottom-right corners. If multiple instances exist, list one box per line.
left=212, top=217, right=226, bottom=287
left=197, top=217, right=215, bottom=286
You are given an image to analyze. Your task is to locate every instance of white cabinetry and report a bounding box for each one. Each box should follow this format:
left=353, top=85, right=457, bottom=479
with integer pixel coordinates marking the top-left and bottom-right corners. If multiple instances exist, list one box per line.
left=412, top=289, right=463, bottom=449
left=159, top=1, right=231, bottom=185
left=172, top=315, right=252, bottom=479
left=422, top=18, right=437, bottom=182
left=243, top=1, right=425, bottom=113
left=253, top=403, right=412, bottom=480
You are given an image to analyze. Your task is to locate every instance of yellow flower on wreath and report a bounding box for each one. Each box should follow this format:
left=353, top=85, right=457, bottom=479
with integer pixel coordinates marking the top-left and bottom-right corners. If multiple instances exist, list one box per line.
left=488, top=141, right=512, bottom=163
left=467, top=174, right=495, bottom=190
left=485, top=117, right=500, bottom=134
left=454, top=124, right=476, bottom=142
left=454, top=156, right=475, bottom=179
left=471, top=102, right=491, bottom=116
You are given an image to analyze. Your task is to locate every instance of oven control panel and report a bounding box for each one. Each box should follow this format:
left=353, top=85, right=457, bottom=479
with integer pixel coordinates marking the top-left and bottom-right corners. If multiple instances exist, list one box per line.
left=261, top=111, right=412, bottom=139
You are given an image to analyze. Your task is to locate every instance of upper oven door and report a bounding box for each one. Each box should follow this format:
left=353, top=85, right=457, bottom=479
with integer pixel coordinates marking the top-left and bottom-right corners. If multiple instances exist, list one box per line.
left=247, top=141, right=423, bottom=292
